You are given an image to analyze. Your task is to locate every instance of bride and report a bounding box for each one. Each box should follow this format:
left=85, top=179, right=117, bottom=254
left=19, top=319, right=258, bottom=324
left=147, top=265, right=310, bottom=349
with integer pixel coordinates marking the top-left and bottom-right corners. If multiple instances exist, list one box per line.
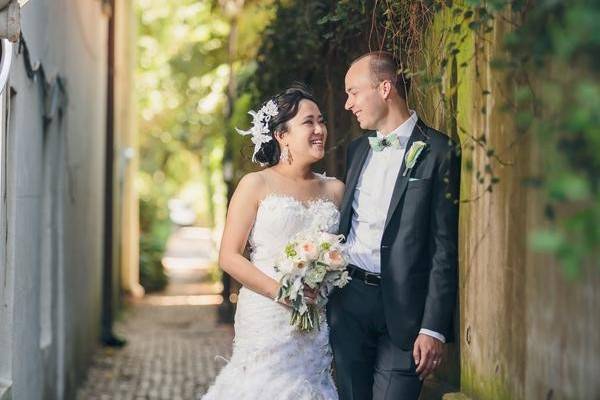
left=202, top=86, right=344, bottom=400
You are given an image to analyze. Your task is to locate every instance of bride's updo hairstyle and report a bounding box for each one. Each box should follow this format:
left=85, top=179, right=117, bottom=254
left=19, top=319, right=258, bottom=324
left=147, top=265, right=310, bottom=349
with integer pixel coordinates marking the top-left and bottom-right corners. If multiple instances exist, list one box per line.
left=253, top=84, right=319, bottom=167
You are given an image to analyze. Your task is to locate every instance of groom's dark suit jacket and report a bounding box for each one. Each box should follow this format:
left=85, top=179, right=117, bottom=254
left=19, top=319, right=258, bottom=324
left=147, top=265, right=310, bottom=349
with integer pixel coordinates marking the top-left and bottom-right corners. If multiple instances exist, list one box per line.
left=339, top=119, right=460, bottom=350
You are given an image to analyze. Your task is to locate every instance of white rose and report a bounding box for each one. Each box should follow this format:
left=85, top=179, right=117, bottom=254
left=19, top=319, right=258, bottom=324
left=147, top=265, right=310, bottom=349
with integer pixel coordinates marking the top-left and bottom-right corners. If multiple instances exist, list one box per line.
left=277, top=258, right=295, bottom=275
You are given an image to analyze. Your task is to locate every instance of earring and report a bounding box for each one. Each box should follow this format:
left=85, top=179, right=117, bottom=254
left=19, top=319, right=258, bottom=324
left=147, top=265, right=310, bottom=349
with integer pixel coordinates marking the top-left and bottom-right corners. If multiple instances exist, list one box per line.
left=279, top=145, right=288, bottom=162
left=280, top=144, right=292, bottom=164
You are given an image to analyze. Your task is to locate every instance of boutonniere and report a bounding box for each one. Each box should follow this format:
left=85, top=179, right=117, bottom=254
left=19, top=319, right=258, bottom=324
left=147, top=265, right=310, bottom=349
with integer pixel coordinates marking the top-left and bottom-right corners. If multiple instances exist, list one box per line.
left=403, top=141, right=427, bottom=176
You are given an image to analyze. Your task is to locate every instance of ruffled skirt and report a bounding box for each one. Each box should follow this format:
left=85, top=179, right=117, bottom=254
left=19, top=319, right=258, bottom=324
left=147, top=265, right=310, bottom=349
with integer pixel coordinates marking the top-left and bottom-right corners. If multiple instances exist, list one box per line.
left=201, top=287, right=338, bottom=400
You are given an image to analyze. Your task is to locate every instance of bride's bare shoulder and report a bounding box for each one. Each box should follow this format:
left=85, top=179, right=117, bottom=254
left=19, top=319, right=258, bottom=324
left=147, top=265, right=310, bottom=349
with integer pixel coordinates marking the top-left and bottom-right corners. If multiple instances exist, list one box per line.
left=316, top=173, right=345, bottom=207
left=316, top=171, right=343, bottom=187
left=327, top=176, right=344, bottom=187
left=234, top=171, right=268, bottom=202
left=329, top=179, right=345, bottom=204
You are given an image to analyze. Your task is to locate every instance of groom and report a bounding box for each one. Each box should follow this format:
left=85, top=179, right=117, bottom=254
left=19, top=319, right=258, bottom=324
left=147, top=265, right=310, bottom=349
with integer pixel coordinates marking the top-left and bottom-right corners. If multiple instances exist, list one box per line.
left=327, top=51, right=460, bottom=400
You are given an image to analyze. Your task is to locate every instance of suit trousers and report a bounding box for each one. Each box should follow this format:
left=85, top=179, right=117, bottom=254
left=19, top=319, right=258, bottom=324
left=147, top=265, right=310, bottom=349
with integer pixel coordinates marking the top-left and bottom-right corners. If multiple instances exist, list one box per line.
left=327, top=276, right=423, bottom=400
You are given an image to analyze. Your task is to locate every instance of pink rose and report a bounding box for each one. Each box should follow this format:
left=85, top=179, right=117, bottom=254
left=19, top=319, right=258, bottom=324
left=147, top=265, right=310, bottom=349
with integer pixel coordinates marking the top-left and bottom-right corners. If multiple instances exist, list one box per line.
left=324, top=249, right=345, bottom=269
left=299, top=240, right=319, bottom=261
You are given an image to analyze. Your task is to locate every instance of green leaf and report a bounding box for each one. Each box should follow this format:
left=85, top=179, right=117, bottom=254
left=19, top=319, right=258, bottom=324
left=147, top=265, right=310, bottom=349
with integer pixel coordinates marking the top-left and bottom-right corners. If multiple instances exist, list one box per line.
left=548, top=175, right=591, bottom=201
left=316, top=16, right=330, bottom=25
left=516, top=111, right=534, bottom=130
left=468, top=21, right=480, bottom=31
left=530, top=230, right=565, bottom=252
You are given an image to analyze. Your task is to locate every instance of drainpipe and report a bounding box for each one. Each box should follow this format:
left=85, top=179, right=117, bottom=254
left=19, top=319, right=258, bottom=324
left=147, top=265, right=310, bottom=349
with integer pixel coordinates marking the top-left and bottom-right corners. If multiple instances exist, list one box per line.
left=101, top=0, right=126, bottom=347
left=0, top=0, right=19, bottom=95
left=0, top=4, right=12, bottom=396
left=0, top=38, right=11, bottom=95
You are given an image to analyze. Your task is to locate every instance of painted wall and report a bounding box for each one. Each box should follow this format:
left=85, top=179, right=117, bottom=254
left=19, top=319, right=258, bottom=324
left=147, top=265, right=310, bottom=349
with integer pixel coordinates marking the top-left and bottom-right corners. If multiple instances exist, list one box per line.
left=0, top=1, right=109, bottom=399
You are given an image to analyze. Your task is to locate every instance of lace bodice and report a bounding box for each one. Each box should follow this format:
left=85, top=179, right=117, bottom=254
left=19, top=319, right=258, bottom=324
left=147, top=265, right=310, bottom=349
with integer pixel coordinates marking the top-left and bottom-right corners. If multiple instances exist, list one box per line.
left=248, top=194, right=340, bottom=277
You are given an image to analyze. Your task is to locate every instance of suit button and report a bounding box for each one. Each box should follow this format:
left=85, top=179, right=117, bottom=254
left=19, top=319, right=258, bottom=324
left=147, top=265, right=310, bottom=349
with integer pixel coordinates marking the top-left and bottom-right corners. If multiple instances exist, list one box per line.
left=381, top=245, right=389, bottom=249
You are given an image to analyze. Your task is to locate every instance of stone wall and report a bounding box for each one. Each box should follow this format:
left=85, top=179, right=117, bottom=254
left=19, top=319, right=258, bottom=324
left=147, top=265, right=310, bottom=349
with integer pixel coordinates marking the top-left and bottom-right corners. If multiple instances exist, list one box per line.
left=424, top=9, right=600, bottom=400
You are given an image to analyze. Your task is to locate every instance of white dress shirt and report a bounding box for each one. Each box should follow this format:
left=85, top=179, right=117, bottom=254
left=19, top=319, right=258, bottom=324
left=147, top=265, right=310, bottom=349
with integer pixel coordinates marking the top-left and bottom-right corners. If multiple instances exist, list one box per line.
left=345, top=111, right=445, bottom=343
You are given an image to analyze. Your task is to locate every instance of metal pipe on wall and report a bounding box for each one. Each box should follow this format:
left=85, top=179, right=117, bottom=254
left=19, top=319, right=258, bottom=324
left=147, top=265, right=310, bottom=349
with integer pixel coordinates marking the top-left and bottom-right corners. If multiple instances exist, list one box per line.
left=101, top=0, right=126, bottom=347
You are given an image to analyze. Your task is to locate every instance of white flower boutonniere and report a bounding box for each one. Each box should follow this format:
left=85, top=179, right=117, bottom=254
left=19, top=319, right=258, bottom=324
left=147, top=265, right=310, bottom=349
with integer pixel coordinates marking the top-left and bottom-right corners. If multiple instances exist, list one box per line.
left=403, top=141, right=427, bottom=176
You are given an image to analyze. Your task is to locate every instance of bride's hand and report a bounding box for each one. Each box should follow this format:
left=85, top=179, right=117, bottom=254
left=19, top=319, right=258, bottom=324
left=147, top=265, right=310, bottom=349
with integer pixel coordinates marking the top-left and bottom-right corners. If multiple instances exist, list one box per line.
left=273, top=285, right=318, bottom=306
left=303, top=286, right=318, bottom=304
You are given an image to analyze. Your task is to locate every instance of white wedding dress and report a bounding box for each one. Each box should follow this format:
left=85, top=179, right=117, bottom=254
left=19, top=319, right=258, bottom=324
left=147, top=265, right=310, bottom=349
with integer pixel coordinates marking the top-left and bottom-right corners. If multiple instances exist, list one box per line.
left=202, top=193, right=340, bottom=400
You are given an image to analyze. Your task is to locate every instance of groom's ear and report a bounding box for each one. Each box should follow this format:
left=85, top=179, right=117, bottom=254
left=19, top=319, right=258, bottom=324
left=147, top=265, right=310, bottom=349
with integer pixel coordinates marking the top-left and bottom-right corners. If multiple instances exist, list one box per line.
left=379, top=80, right=393, bottom=100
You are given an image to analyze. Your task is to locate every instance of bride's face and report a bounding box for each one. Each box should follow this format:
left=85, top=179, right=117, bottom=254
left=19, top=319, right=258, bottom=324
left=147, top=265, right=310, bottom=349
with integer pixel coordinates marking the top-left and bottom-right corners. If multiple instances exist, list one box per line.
left=280, top=100, right=327, bottom=163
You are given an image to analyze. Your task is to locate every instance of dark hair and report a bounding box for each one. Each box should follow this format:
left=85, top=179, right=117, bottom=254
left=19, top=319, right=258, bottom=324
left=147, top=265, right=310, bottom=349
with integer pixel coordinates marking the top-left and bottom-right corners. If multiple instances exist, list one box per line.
left=351, top=51, right=411, bottom=100
left=253, top=84, right=319, bottom=166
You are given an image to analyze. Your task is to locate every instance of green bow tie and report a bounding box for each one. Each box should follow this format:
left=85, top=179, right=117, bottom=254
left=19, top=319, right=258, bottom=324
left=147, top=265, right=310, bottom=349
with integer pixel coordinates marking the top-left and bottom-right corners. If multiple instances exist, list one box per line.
left=368, top=133, right=406, bottom=152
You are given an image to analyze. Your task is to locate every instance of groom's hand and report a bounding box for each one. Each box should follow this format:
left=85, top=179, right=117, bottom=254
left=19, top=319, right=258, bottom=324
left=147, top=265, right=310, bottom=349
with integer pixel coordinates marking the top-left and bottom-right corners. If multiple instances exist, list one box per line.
left=413, top=334, right=444, bottom=380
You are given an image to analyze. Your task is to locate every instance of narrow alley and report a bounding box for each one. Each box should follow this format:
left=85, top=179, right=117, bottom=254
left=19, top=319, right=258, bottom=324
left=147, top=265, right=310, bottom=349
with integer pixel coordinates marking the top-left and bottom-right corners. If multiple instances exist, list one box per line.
left=76, top=228, right=233, bottom=400
left=1, top=2, right=598, bottom=400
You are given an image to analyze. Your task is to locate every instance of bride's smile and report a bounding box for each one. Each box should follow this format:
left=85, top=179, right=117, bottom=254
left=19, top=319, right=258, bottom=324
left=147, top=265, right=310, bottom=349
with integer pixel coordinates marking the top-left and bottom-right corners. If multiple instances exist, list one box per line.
left=309, top=135, right=324, bottom=150
left=274, top=98, right=328, bottom=164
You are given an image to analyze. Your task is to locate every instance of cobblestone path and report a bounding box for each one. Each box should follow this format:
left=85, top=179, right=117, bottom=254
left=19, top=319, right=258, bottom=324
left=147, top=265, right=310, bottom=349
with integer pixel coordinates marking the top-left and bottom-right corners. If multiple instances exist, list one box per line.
left=76, top=227, right=233, bottom=400
left=76, top=302, right=232, bottom=400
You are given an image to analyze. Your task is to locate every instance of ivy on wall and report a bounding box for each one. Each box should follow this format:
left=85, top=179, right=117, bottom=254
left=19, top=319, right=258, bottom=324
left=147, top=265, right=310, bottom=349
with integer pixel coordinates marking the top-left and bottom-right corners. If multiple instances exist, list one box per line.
left=237, top=0, right=598, bottom=276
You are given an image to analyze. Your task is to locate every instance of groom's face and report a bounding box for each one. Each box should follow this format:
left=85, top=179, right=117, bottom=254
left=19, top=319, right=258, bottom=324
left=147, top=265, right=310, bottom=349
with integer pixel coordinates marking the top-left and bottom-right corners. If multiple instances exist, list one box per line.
left=344, top=57, right=387, bottom=131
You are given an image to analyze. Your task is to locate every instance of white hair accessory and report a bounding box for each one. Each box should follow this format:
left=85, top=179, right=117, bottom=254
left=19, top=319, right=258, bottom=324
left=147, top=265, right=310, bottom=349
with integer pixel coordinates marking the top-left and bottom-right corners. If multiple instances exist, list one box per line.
left=236, top=99, right=279, bottom=165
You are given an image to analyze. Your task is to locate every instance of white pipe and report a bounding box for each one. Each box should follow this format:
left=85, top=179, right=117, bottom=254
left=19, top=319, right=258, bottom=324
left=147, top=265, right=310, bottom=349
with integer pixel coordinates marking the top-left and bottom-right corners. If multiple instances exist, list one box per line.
left=0, top=39, right=12, bottom=94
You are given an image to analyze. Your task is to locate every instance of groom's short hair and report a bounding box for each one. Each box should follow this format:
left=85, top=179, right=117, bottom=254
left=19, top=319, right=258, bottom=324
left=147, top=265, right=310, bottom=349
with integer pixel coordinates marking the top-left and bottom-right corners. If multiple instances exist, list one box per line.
left=351, top=51, right=411, bottom=100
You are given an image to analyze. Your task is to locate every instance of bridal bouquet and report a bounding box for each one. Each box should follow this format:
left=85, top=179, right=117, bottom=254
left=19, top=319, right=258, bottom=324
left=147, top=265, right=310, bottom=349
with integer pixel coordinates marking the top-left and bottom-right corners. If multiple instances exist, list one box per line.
left=274, top=230, right=351, bottom=332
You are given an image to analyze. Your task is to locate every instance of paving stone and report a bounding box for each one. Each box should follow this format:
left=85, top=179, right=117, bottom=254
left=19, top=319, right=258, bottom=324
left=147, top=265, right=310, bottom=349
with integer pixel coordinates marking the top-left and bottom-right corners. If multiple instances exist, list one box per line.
left=76, top=302, right=233, bottom=400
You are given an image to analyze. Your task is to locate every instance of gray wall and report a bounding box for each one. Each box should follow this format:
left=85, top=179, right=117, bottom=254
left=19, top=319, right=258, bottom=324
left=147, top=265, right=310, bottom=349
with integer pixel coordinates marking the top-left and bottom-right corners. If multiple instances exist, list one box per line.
left=0, top=1, right=109, bottom=399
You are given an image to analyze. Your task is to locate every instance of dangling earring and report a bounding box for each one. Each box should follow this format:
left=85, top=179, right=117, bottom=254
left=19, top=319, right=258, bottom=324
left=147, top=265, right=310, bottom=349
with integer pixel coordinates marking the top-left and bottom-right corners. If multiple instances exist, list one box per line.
left=280, top=144, right=292, bottom=164
left=279, top=145, right=288, bottom=162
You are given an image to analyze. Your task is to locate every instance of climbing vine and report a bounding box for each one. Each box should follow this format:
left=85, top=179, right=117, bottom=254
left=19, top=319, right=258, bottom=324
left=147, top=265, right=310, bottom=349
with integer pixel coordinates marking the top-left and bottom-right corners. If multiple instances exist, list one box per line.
left=238, top=0, right=598, bottom=276
left=441, top=0, right=600, bottom=277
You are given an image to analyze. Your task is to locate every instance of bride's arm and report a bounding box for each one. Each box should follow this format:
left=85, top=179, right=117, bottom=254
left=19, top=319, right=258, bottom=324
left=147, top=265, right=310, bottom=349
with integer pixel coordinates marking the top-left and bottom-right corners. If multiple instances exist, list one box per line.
left=218, top=173, right=280, bottom=300
left=328, top=178, right=345, bottom=208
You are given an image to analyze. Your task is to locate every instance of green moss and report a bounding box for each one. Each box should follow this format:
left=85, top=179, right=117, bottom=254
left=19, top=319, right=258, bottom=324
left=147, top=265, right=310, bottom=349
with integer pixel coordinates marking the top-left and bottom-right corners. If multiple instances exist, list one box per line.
left=461, top=364, right=516, bottom=400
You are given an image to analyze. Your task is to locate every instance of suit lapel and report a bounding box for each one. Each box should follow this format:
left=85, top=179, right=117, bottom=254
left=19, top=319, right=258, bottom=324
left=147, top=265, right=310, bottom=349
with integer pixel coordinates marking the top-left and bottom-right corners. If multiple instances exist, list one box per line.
left=383, top=119, right=429, bottom=231
left=340, top=134, right=373, bottom=235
